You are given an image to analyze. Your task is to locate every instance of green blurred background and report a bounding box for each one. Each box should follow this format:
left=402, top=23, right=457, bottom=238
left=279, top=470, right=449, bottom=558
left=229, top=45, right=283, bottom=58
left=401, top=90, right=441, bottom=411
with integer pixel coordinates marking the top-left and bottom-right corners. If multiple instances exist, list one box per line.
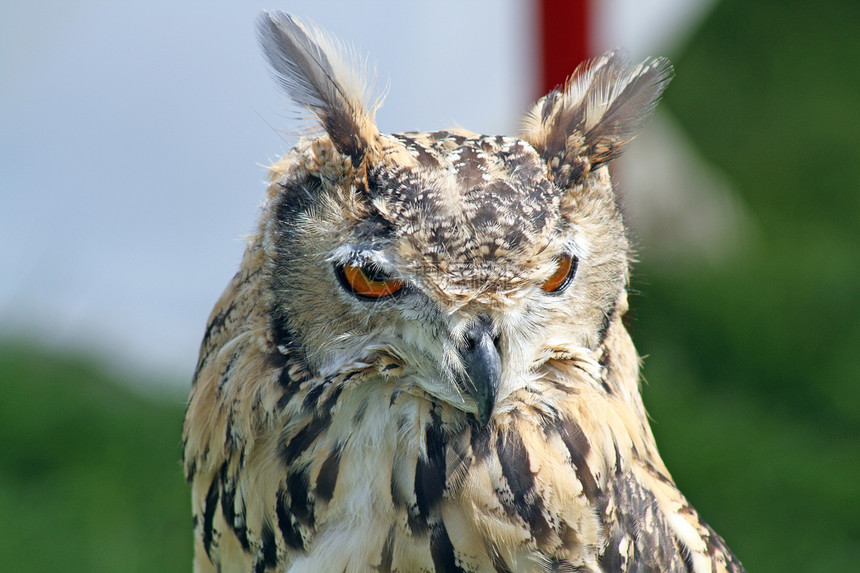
left=631, top=0, right=860, bottom=569
left=1, top=0, right=858, bottom=570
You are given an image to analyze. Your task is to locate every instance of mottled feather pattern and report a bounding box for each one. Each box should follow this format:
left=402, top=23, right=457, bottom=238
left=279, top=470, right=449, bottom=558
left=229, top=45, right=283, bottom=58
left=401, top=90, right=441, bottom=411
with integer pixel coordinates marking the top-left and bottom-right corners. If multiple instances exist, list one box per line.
left=183, top=11, right=744, bottom=573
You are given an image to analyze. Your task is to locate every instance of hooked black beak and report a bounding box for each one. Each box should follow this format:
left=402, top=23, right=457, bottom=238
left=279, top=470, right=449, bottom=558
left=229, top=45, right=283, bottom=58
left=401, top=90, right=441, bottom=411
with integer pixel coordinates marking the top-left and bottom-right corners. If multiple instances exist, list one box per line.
left=458, top=316, right=502, bottom=426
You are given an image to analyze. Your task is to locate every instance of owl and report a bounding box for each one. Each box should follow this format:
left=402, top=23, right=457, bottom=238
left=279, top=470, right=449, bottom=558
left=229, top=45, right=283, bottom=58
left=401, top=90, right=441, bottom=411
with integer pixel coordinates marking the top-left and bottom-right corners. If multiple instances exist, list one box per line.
left=182, top=11, right=745, bottom=573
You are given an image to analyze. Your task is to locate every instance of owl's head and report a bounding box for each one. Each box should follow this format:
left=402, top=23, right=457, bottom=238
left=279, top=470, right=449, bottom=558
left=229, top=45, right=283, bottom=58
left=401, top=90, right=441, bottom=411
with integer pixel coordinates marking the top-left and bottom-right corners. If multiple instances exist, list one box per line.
left=255, top=12, right=672, bottom=424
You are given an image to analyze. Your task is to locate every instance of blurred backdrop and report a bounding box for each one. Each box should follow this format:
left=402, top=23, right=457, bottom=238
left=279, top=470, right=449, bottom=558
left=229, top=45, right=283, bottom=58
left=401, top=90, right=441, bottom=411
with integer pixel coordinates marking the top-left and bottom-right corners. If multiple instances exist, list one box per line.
left=1, top=0, right=858, bottom=571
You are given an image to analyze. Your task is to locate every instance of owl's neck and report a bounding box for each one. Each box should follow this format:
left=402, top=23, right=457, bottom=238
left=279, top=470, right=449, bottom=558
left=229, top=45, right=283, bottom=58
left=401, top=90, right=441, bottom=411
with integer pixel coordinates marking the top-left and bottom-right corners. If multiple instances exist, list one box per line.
left=269, top=342, right=653, bottom=571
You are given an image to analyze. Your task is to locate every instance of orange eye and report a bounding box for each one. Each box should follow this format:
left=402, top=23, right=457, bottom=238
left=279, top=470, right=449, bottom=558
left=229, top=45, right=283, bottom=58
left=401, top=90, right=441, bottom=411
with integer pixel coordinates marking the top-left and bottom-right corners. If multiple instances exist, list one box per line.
left=336, top=263, right=405, bottom=299
left=542, top=254, right=578, bottom=293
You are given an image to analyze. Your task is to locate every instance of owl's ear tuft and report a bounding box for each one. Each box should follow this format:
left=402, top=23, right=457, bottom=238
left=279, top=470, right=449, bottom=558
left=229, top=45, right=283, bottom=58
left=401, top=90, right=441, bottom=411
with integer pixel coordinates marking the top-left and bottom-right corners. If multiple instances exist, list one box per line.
left=257, top=11, right=380, bottom=165
left=522, top=50, right=673, bottom=187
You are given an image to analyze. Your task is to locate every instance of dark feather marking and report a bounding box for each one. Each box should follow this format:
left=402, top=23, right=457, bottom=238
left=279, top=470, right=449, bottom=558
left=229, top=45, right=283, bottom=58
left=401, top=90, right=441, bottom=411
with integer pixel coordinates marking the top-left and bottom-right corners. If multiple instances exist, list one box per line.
left=276, top=489, right=305, bottom=551
left=217, top=348, right=240, bottom=393
left=300, top=372, right=347, bottom=414
left=700, top=519, right=745, bottom=570
left=557, top=417, right=600, bottom=502
left=414, top=411, right=447, bottom=525
left=600, top=473, right=686, bottom=573
left=533, top=403, right=558, bottom=430
left=613, top=441, right=624, bottom=476
left=597, top=532, right=625, bottom=572
left=353, top=208, right=397, bottom=240
left=406, top=504, right=427, bottom=536
left=557, top=521, right=581, bottom=553
left=566, top=158, right=588, bottom=187
left=548, top=558, right=590, bottom=572
left=543, top=378, right=576, bottom=395
left=390, top=452, right=411, bottom=511
left=377, top=526, right=396, bottom=573
left=233, top=499, right=250, bottom=551
left=315, top=444, right=342, bottom=502
left=256, top=522, right=278, bottom=572
left=275, top=175, right=321, bottom=222
left=389, top=389, right=402, bottom=407
left=643, top=459, right=675, bottom=486
left=540, top=90, right=562, bottom=122
left=219, top=464, right=250, bottom=551
left=428, top=130, right=464, bottom=144
left=202, top=477, right=220, bottom=558
left=277, top=390, right=292, bottom=410
left=352, top=396, right=369, bottom=425
left=238, top=445, right=247, bottom=471
left=680, top=544, right=696, bottom=573
left=320, top=384, right=343, bottom=415
left=184, top=458, right=196, bottom=483
left=547, top=97, right=585, bottom=158
left=596, top=305, right=616, bottom=347
left=269, top=174, right=324, bottom=359
left=287, top=467, right=314, bottom=527
left=430, top=523, right=465, bottom=573
left=489, top=544, right=513, bottom=573
left=469, top=417, right=492, bottom=461
left=597, top=321, right=615, bottom=396
left=496, top=428, right=551, bottom=543
left=195, top=265, right=260, bottom=374
left=197, top=297, right=239, bottom=374
left=599, top=378, right=614, bottom=396
left=266, top=342, right=289, bottom=370
left=496, top=429, right=533, bottom=493
left=270, top=312, right=295, bottom=354
left=302, top=381, right=327, bottom=411
left=224, top=411, right=235, bottom=450
left=452, top=143, right=487, bottom=189
left=411, top=139, right=441, bottom=168
left=281, top=415, right=329, bottom=465
left=276, top=360, right=305, bottom=399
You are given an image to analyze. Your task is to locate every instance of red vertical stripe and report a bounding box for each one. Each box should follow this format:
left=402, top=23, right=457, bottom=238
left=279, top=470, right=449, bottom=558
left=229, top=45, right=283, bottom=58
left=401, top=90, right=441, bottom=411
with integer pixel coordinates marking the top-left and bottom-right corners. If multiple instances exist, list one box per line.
left=538, top=0, right=591, bottom=95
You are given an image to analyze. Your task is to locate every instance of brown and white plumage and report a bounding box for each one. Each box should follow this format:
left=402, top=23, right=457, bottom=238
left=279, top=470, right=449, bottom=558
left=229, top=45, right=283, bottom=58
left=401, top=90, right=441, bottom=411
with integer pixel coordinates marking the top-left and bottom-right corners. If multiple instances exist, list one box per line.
left=182, top=11, right=745, bottom=573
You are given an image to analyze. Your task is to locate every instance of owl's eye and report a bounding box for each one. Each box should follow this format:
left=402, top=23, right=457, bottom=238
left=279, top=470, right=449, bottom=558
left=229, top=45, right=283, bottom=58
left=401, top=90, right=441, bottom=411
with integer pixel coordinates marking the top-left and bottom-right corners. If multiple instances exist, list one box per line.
left=335, top=263, right=405, bottom=299
left=542, top=254, right=578, bottom=294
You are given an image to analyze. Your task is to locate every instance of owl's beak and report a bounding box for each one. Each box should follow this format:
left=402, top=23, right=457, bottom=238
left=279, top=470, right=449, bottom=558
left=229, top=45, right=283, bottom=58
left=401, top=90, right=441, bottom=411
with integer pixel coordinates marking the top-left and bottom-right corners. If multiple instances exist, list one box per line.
left=459, top=316, right=502, bottom=426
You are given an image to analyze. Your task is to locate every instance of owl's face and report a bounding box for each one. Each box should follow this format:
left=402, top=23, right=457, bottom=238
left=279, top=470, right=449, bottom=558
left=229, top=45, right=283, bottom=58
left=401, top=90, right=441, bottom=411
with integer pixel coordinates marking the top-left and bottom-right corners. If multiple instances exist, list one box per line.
left=266, top=131, right=628, bottom=423
left=254, top=14, right=669, bottom=424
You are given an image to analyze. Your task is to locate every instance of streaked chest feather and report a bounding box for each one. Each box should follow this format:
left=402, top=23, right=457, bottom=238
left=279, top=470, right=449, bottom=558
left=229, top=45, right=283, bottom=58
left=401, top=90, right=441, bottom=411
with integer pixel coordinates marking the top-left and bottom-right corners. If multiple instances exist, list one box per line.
left=223, top=367, right=623, bottom=572
left=186, top=319, right=741, bottom=573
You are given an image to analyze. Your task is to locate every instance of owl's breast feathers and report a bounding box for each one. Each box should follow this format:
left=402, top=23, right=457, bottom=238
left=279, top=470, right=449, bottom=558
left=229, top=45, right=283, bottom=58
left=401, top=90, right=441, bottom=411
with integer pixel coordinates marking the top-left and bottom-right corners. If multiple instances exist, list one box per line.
left=182, top=247, right=743, bottom=573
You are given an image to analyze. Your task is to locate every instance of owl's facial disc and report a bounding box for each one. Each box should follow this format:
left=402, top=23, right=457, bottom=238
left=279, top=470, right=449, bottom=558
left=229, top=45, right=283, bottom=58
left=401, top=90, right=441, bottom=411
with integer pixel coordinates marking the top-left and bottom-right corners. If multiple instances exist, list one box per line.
left=327, top=240, right=583, bottom=422
left=457, top=315, right=502, bottom=426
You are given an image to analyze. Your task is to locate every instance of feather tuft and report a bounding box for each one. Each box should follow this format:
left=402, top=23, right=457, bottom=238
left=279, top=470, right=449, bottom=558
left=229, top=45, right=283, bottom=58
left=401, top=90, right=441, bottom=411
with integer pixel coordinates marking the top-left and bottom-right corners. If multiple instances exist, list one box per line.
left=522, top=50, right=673, bottom=182
left=256, top=11, right=380, bottom=163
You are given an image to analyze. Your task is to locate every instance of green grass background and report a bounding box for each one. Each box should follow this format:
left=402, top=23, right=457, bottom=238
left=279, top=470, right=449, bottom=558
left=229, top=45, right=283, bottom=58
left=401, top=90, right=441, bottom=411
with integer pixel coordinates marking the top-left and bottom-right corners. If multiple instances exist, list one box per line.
left=632, top=0, right=860, bottom=570
left=0, top=345, right=191, bottom=571
left=1, top=0, right=858, bottom=570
